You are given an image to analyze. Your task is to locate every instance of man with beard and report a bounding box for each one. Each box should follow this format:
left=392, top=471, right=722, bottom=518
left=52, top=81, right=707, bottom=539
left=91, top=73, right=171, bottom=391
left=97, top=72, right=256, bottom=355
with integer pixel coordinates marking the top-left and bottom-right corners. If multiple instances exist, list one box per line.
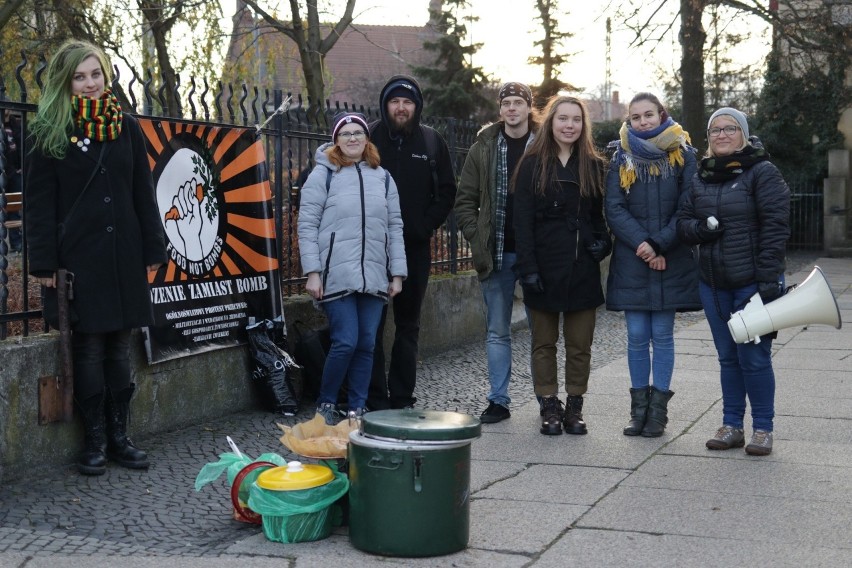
left=367, top=75, right=457, bottom=410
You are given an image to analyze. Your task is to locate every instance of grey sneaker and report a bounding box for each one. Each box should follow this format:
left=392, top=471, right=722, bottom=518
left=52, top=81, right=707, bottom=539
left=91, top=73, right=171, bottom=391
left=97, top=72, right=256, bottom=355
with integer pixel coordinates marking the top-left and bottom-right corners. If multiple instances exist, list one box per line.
left=347, top=407, right=366, bottom=424
left=706, top=425, right=745, bottom=450
left=316, top=403, right=340, bottom=425
left=745, top=429, right=773, bottom=456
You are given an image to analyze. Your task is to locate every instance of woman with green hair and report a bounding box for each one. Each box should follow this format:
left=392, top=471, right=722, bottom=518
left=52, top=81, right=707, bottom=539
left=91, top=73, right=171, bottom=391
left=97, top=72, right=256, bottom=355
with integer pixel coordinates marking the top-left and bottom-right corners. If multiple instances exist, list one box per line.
left=26, top=40, right=166, bottom=475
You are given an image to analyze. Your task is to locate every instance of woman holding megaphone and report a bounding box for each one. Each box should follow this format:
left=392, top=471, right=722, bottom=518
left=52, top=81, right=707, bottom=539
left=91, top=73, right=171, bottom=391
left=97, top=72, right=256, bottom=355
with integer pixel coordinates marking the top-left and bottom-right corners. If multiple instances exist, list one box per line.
left=676, top=108, right=790, bottom=456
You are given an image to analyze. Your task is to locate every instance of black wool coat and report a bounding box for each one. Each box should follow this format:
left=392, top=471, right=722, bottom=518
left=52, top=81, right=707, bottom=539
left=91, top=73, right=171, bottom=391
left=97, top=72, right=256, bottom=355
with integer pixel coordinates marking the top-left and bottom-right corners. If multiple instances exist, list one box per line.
left=26, top=114, right=167, bottom=333
left=513, top=153, right=607, bottom=313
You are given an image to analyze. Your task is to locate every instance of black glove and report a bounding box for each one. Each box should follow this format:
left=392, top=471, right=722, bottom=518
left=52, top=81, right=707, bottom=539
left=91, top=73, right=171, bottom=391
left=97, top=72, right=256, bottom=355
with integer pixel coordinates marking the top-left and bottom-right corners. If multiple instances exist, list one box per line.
left=520, top=273, right=544, bottom=295
left=695, top=222, right=724, bottom=243
left=586, top=238, right=612, bottom=262
left=758, top=281, right=783, bottom=303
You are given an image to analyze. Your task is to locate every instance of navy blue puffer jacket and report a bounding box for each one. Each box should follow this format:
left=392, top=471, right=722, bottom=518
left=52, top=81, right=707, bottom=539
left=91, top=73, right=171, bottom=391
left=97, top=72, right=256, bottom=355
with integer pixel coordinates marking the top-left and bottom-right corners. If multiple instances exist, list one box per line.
left=605, top=149, right=701, bottom=312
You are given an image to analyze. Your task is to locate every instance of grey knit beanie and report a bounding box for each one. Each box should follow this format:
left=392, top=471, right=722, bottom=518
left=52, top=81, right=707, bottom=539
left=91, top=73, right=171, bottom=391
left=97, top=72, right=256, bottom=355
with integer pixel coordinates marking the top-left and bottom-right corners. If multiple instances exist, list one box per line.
left=708, top=107, right=749, bottom=139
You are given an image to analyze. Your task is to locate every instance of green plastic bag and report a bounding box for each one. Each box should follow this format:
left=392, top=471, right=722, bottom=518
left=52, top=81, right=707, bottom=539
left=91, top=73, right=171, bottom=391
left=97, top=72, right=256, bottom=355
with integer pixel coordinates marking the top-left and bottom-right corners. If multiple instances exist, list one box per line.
left=194, top=451, right=287, bottom=492
left=247, top=465, right=349, bottom=543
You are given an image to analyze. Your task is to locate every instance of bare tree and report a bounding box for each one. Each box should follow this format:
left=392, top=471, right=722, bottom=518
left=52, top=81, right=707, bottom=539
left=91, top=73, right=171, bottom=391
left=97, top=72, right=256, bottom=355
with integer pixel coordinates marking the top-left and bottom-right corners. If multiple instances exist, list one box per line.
left=0, top=0, right=25, bottom=30
left=0, top=0, right=224, bottom=116
left=241, top=0, right=357, bottom=115
left=617, top=0, right=846, bottom=149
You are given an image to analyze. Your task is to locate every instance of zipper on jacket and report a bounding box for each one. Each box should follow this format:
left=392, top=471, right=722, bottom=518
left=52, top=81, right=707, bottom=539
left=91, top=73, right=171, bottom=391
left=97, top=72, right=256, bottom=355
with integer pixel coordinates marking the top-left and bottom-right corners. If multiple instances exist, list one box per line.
left=714, top=184, right=726, bottom=284
left=322, top=232, right=336, bottom=291
left=356, top=163, right=367, bottom=291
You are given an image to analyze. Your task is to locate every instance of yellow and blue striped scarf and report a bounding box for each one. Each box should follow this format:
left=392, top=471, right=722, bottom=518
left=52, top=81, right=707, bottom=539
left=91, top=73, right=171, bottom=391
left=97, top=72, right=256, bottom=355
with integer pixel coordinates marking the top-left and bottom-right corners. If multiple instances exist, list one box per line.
left=72, top=89, right=123, bottom=142
left=614, top=118, right=691, bottom=191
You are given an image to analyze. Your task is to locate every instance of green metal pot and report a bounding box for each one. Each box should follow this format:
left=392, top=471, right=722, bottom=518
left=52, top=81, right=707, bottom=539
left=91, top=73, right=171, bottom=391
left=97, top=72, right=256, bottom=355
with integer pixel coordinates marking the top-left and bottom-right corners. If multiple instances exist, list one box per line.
left=347, top=409, right=481, bottom=557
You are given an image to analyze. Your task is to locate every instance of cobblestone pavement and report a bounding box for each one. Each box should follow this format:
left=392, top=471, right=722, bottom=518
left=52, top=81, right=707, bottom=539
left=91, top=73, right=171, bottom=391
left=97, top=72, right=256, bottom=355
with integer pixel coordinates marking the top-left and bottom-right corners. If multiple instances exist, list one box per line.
left=0, top=253, right=818, bottom=558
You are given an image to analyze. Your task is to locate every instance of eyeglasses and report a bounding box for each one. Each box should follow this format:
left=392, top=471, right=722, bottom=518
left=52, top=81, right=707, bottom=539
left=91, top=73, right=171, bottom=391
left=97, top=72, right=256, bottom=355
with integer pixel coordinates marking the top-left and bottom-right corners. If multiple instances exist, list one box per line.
left=708, top=125, right=740, bottom=138
left=338, top=130, right=366, bottom=141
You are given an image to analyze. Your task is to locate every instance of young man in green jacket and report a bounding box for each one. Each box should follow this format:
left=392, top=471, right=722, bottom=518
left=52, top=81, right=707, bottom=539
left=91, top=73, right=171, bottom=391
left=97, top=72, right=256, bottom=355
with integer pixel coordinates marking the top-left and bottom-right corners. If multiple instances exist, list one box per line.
left=454, top=82, right=537, bottom=423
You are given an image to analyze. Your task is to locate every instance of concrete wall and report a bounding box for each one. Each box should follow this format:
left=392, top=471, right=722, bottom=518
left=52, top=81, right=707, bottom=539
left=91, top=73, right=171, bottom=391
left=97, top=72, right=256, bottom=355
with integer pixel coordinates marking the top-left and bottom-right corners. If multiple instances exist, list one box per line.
left=0, top=272, right=488, bottom=482
left=824, top=149, right=852, bottom=256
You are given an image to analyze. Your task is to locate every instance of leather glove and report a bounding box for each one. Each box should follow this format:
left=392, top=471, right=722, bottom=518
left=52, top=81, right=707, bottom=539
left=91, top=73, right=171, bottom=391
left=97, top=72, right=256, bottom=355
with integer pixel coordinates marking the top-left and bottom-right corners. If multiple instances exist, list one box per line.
left=758, top=281, right=784, bottom=303
left=695, top=222, right=724, bottom=243
left=520, top=273, right=544, bottom=295
left=586, top=238, right=612, bottom=262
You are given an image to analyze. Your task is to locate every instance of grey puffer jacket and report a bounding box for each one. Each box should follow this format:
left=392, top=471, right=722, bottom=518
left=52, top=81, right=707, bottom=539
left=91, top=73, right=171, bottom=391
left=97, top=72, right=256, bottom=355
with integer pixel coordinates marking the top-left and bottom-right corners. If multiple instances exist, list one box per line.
left=298, top=144, right=407, bottom=303
left=676, top=158, right=790, bottom=289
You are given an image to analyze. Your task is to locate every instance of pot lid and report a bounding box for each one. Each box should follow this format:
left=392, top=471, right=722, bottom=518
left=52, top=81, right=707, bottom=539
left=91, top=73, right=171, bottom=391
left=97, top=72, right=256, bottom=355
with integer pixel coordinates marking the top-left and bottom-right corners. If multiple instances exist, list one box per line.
left=360, top=409, right=481, bottom=442
left=256, top=461, right=333, bottom=491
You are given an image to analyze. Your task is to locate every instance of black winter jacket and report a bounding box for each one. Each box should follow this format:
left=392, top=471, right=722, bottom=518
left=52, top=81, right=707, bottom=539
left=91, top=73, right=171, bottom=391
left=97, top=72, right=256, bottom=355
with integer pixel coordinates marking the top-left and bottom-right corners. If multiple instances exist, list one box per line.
left=371, top=125, right=456, bottom=246
left=676, top=159, right=790, bottom=289
left=372, top=75, right=456, bottom=247
left=514, top=153, right=607, bottom=312
left=26, top=114, right=167, bottom=332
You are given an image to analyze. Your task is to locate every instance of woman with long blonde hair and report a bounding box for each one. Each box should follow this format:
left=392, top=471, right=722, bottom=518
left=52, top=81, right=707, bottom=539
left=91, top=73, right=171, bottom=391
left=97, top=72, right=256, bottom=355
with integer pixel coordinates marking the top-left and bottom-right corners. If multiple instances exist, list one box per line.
left=512, top=95, right=611, bottom=436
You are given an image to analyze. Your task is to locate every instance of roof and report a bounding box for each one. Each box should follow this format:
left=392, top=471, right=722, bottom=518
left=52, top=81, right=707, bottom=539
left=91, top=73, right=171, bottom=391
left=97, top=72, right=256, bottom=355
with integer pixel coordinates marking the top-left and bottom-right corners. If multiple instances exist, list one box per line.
left=227, top=11, right=439, bottom=107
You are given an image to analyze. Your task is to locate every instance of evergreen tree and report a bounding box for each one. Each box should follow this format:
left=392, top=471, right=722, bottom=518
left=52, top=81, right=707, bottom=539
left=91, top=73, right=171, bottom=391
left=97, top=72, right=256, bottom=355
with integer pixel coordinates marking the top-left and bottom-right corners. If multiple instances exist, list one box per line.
left=753, top=52, right=849, bottom=183
left=413, top=0, right=494, bottom=121
left=529, top=0, right=575, bottom=107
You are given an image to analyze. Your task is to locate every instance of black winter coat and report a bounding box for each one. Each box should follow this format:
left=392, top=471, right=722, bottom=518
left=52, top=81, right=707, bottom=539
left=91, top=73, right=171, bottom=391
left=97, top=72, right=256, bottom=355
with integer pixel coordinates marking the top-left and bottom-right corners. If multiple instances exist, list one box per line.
left=26, top=114, right=167, bottom=333
left=514, top=154, right=607, bottom=312
left=371, top=125, right=457, bottom=247
left=676, top=159, right=790, bottom=289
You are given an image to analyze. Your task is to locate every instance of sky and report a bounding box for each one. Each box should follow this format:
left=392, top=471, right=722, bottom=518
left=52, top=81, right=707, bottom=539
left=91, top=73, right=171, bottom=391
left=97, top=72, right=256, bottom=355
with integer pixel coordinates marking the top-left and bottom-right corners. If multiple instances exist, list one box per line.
left=220, top=1, right=772, bottom=105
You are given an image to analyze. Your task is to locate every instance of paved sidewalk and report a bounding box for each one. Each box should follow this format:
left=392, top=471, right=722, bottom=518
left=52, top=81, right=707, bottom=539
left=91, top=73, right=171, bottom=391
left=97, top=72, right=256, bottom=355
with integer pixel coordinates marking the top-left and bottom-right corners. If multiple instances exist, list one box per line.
left=1, top=256, right=849, bottom=567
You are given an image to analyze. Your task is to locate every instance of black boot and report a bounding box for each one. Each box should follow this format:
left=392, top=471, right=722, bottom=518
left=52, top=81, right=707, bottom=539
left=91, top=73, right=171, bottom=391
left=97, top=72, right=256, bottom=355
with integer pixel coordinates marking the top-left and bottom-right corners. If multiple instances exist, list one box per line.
left=562, top=395, right=588, bottom=435
left=105, top=384, right=149, bottom=469
left=623, top=387, right=651, bottom=436
left=642, top=387, right=674, bottom=438
left=76, top=394, right=107, bottom=476
left=539, top=396, right=563, bottom=436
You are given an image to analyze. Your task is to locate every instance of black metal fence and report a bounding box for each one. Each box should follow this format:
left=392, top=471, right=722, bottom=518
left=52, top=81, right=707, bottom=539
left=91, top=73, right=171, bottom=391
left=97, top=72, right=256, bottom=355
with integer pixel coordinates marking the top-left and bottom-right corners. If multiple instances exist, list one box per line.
left=787, top=176, right=825, bottom=252
left=0, top=59, right=479, bottom=338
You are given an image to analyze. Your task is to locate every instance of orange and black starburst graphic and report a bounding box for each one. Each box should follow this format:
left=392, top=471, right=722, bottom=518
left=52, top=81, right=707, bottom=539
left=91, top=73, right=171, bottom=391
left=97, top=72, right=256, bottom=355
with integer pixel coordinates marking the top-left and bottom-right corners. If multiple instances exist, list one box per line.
left=139, top=119, right=278, bottom=282
left=138, top=118, right=281, bottom=363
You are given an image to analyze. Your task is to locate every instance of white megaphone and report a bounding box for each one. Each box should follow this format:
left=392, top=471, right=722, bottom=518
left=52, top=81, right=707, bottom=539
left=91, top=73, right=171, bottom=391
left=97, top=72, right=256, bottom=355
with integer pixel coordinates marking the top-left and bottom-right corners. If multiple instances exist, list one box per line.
left=728, top=266, right=842, bottom=344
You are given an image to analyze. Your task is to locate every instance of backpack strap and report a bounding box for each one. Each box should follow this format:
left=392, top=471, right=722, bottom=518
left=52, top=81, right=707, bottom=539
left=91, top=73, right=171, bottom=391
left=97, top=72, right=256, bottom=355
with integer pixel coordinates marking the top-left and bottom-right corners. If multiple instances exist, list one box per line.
left=325, top=163, right=390, bottom=197
left=420, top=125, right=440, bottom=202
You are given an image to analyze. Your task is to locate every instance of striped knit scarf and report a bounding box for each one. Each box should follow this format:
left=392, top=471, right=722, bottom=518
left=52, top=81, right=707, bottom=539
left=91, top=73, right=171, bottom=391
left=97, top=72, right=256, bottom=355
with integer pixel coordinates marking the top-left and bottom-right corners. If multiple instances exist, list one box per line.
left=614, top=117, right=691, bottom=192
left=72, top=89, right=123, bottom=142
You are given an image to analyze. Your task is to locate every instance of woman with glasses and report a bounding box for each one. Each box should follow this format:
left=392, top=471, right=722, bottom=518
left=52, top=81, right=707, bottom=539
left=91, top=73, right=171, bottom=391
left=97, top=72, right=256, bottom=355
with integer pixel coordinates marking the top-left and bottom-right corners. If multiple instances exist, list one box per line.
left=605, top=93, right=701, bottom=438
left=298, top=112, right=407, bottom=424
left=677, top=107, right=790, bottom=456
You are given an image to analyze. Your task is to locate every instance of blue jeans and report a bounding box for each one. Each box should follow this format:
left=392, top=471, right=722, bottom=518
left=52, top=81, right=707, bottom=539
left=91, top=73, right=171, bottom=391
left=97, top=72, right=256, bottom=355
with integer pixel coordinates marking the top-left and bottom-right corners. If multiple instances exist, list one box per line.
left=699, top=281, right=777, bottom=431
left=319, top=293, right=385, bottom=410
left=480, top=252, right=519, bottom=406
left=625, top=310, right=676, bottom=392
